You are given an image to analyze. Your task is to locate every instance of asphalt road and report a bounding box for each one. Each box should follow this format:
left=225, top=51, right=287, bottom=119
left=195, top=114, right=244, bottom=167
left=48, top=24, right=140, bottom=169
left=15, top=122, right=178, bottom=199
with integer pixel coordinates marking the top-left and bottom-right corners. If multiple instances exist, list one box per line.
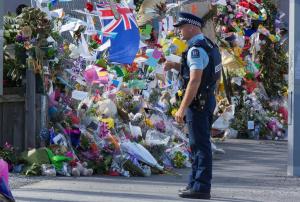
left=11, top=139, right=300, bottom=202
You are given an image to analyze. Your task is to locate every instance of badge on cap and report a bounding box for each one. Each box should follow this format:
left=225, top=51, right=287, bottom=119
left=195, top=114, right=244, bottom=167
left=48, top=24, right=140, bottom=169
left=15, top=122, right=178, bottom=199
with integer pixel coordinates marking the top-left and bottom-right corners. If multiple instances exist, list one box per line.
left=191, top=49, right=200, bottom=58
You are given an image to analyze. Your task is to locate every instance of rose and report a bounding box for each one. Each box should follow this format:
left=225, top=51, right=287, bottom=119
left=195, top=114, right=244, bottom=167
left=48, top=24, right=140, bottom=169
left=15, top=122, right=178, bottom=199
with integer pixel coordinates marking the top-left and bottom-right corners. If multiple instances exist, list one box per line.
left=86, top=2, right=94, bottom=12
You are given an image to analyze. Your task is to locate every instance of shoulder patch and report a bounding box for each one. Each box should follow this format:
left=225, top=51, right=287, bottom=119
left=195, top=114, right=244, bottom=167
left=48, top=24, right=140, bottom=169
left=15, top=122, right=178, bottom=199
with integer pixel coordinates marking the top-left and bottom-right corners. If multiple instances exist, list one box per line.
left=191, top=49, right=200, bottom=58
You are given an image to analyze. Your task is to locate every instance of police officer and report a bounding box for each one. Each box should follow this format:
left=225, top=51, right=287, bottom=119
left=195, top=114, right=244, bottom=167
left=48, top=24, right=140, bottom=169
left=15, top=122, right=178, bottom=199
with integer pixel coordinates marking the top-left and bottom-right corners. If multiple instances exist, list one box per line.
left=164, top=12, right=222, bottom=199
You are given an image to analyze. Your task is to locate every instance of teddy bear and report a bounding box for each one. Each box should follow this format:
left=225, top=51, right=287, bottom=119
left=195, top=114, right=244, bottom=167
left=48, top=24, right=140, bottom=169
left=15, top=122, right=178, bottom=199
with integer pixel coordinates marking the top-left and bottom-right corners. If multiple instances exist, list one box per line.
left=71, top=162, right=93, bottom=177
left=159, top=91, right=171, bottom=109
left=96, top=99, right=118, bottom=118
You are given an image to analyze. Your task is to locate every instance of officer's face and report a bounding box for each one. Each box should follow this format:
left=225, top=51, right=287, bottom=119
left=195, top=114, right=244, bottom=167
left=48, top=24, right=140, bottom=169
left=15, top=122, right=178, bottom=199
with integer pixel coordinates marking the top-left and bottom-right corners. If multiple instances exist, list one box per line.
left=178, top=24, right=194, bottom=40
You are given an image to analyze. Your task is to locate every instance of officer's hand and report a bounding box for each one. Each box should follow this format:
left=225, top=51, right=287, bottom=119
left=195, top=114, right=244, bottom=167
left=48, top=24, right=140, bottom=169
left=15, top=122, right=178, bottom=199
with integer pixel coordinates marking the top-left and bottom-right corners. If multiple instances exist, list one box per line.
left=163, top=61, right=174, bottom=71
left=175, top=108, right=185, bottom=124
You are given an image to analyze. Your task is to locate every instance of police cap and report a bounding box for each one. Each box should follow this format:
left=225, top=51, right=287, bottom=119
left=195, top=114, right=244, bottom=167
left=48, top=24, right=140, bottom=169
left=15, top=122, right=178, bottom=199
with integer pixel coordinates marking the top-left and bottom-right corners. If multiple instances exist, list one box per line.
left=173, top=12, right=204, bottom=28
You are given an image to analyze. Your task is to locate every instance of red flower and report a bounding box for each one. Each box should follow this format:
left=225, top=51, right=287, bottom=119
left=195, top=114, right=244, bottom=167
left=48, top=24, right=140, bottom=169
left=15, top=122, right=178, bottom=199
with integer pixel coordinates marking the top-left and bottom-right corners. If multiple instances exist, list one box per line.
left=126, top=63, right=138, bottom=73
left=278, top=106, right=288, bottom=123
left=92, top=34, right=102, bottom=44
left=239, top=1, right=259, bottom=13
left=86, top=2, right=94, bottom=12
left=243, top=78, right=257, bottom=93
left=69, top=160, right=78, bottom=167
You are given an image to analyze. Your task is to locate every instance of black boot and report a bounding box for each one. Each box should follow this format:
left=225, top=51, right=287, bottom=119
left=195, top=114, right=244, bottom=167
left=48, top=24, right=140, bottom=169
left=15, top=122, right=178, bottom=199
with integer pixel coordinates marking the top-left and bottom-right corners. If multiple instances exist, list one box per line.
left=178, top=190, right=211, bottom=199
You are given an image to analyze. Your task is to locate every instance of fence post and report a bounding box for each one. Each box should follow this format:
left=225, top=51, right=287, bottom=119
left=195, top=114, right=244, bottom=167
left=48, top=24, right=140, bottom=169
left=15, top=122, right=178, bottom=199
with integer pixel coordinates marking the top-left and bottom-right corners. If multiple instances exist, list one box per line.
left=288, top=0, right=300, bottom=176
left=25, top=67, right=36, bottom=149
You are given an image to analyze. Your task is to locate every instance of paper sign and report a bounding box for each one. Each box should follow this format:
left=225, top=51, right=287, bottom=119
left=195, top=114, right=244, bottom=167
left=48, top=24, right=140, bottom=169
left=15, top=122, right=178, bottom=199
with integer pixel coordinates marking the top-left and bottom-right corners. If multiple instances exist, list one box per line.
left=72, top=90, right=89, bottom=101
left=146, top=58, right=159, bottom=67
left=248, top=121, right=255, bottom=130
left=153, top=49, right=162, bottom=59
left=76, top=77, right=87, bottom=86
left=80, top=34, right=90, bottom=55
left=129, top=123, right=142, bottom=138
left=98, top=71, right=108, bottom=77
left=141, top=24, right=152, bottom=36
left=60, top=22, right=76, bottom=33
left=162, top=18, right=168, bottom=32
left=159, top=22, right=163, bottom=35
left=96, top=39, right=111, bottom=52
left=143, top=90, right=150, bottom=99
left=231, top=77, right=243, bottom=86
left=50, top=8, right=64, bottom=18
left=146, top=49, right=160, bottom=67
left=60, top=21, right=86, bottom=33
left=168, top=16, right=174, bottom=31
left=212, top=0, right=227, bottom=6
left=97, top=76, right=109, bottom=84
left=165, top=54, right=181, bottom=63
left=85, top=15, right=97, bottom=35
left=112, top=80, right=121, bottom=88
left=113, top=66, right=124, bottom=77
left=128, top=80, right=146, bottom=89
left=155, top=64, right=164, bottom=74
left=139, top=40, right=148, bottom=48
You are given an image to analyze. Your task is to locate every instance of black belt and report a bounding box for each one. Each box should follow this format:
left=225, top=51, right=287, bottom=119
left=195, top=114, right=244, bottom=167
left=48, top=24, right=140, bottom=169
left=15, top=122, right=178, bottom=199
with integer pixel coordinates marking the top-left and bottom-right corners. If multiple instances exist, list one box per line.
left=191, top=90, right=215, bottom=111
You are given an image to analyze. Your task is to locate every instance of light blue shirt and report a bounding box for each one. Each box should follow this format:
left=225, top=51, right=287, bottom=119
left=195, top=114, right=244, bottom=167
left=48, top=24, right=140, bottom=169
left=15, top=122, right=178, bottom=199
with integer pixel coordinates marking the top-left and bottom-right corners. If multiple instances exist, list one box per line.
left=187, top=34, right=209, bottom=70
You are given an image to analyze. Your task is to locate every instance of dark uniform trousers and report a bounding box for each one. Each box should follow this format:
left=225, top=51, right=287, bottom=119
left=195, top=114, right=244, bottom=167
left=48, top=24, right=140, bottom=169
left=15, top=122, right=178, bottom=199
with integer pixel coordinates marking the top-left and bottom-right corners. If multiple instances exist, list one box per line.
left=186, top=93, right=216, bottom=193
left=180, top=37, right=221, bottom=194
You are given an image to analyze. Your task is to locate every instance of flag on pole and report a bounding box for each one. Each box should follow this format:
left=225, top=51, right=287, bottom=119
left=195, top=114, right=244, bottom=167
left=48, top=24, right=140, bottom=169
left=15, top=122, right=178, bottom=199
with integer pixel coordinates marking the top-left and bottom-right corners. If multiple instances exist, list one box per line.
left=97, top=1, right=140, bottom=64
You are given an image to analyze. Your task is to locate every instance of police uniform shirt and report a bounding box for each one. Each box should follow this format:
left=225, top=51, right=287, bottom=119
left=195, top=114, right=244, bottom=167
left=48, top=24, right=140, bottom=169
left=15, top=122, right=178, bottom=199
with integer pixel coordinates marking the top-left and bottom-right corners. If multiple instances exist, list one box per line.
left=187, top=34, right=209, bottom=70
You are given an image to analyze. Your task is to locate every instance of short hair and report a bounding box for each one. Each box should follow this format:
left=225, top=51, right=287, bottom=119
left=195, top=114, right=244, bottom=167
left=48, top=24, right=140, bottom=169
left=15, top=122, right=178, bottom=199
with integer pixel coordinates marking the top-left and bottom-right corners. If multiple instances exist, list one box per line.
left=16, top=4, right=28, bottom=15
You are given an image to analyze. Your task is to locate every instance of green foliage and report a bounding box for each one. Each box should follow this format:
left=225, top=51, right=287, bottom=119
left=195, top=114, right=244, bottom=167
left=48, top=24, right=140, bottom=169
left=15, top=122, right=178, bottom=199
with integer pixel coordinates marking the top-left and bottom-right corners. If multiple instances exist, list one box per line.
left=143, top=144, right=166, bottom=164
left=16, top=7, right=52, bottom=41
left=172, top=151, right=187, bottom=168
left=3, top=14, right=18, bottom=45
left=95, top=152, right=113, bottom=174
left=135, top=0, right=145, bottom=13
left=116, top=93, right=142, bottom=114
left=259, top=0, right=288, bottom=98
left=0, top=143, right=18, bottom=166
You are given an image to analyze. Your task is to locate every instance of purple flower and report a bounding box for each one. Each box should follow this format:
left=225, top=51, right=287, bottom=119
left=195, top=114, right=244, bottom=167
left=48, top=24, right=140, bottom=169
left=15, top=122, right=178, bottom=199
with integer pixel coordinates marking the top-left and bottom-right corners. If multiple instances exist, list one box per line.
left=16, top=35, right=26, bottom=42
left=4, top=142, right=13, bottom=150
left=155, top=120, right=166, bottom=133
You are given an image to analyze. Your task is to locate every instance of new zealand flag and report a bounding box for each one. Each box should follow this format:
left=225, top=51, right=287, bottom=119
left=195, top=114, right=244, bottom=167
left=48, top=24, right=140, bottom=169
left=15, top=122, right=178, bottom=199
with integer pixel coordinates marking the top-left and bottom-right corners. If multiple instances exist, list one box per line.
left=97, top=2, right=140, bottom=64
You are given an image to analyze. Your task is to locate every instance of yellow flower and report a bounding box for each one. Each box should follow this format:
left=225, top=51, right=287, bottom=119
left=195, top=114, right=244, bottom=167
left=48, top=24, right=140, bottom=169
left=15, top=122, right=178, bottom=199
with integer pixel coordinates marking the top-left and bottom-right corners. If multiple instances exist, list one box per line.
left=145, top=118, right=154, bottom=128
left=233, top=47, right=242, bottom=57
left=63, top=43, right=69, bottom=51
left=177, top=90, right=183, bottom=97
left=218, top=82, right=225, bottom=92
left=101, top=118, right=115, bottom=129
left=282, top=86, right=288, bottom=97
left=171, top=108, right=178, bottom=117
left=75, top=84, right=81, bottom=90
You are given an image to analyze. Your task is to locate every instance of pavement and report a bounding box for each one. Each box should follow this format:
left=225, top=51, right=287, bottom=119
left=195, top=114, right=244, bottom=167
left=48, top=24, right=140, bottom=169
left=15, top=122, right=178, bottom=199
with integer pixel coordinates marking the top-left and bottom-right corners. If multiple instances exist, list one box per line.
left=11, top=139, right=300, bottom=202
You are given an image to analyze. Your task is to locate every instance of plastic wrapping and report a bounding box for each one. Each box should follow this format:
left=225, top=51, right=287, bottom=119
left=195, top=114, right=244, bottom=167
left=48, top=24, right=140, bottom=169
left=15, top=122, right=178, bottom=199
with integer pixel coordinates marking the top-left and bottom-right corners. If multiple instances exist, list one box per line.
left=121, top=142, right=164, bottom=171
left=145, top=130, right=170, bottom=146
left=212, top=105, right=235, bottom=130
